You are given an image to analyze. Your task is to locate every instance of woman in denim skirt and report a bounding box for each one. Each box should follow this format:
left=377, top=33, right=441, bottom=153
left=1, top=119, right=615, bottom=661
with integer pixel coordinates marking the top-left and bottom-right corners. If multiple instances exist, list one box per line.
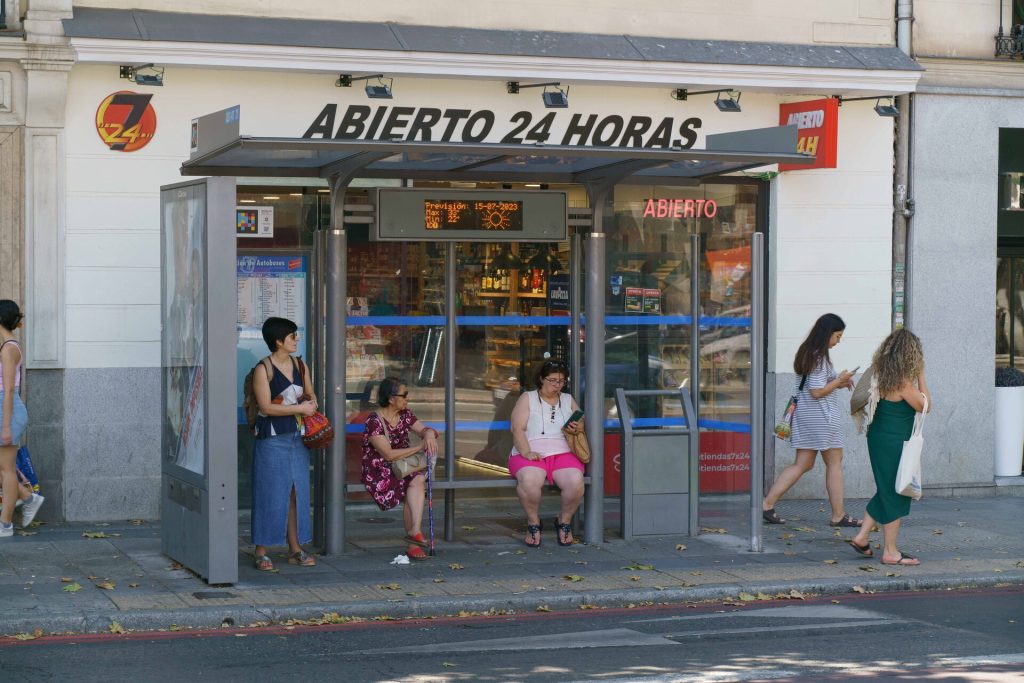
left=251, top=317, right=318, bottom=571
left=0, top=301, right=43, bottom=538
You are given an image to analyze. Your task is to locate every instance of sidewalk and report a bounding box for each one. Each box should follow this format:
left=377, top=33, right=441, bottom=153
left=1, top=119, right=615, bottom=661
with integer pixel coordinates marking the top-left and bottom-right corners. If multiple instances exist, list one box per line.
left=1, top=495, right=1022, bottom=636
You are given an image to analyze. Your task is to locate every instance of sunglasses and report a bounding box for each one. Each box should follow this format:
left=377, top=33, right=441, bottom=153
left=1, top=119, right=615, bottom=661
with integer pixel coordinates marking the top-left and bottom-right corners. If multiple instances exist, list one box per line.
left=394, top=392, right=409, bottom=399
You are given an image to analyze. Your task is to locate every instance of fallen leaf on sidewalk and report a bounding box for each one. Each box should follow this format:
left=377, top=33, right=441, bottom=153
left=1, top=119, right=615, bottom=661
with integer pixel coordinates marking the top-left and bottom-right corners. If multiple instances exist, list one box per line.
left=779, top=533, right=795, bottom=540
left=448, top=563, right=465, bottom=570
left=1015, top=561, right=1024, bottom=568
left=823, top=559, right=837, bottom=565
left=536, top=605, right=551, bottom=612
left=788, top=590, right=806, bottom=600
left=859, top=565, right=877, bottom=572
left=690, top=571, right=703, bottom=576
left=756, top=593, right=772, bottom=601
left=563, top=574, right=583, bottom=582
left=108, top=622, right=126, bottom=634
left=700, top=527, right=727, bottom=534
left=676, top=544, right=687, bottom=551
left=852, top=585, right=868, bottom=594
left=82, top=531, right=108, bottom=539
left=376, top=583, right=401, bottom=591
left=442, top=662, right=456, bottom=668
left=461, top=526, right=476, bottom=531
left=723, top=601, right=744, bottom=606
left=15, top=530, right=36, bottom=536
left=792, top=526, right=815, bottom=533
left=578, top=604, right=600, bottom=610
left=10, top=632, right=36, bottom=641
left=831, top=600, right=841, bottom=604
left=630, top=576, right=640, bottom=582
left=680, top=581, right=695, bottom=588
left=60, top=577, right=74, bottom=583
left=130, top=519, right=144, bottom=526
left=886, top=572, right=901, bottom=577
left=623, top=562, right=654, bottom=571
left=932, top=529, right=943, bottom=535
left=738, top=592, right=756, bottom=601
left=433, top=578, right=445, bottom=583
left=96, top=581, right=115, bottom=590
left=62, top=583, right=82, bottom=593
left=128, top=583, right=139, bottom=588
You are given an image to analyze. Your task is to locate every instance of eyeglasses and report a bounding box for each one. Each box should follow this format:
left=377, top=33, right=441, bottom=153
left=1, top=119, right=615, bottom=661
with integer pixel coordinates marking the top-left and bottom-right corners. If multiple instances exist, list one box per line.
left=395, top=392, right=409, bottom=398
left=543, top=377, right=566, bottom=386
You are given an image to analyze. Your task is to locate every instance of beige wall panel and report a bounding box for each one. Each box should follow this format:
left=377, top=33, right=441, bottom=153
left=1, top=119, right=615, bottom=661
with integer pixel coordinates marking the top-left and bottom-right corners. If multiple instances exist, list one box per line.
left=71, top=0, right=896, bottom=46
left=0, top=127, right=23, bottom=304
left=914, top=0, right=1010, bottom=59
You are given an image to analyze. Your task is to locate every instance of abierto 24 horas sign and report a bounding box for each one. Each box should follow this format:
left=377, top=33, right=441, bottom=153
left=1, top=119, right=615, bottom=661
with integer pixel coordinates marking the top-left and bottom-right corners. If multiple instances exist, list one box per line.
left=303, top=104, right=704, bottom=149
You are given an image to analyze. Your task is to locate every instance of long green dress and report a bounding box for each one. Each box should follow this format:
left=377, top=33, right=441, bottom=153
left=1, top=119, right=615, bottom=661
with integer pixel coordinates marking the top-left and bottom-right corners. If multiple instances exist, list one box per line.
left=865, top=399, right=917, bottom=524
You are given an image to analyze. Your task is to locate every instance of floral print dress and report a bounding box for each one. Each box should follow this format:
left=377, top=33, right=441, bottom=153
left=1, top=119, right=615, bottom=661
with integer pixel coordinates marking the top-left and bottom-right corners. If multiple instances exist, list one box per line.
left=362, top=409, right=423, bottom=511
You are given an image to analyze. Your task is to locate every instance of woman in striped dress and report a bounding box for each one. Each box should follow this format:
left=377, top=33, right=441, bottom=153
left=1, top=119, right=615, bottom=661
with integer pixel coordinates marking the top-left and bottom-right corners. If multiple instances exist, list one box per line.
left=762, top=313, right=861, bottom=527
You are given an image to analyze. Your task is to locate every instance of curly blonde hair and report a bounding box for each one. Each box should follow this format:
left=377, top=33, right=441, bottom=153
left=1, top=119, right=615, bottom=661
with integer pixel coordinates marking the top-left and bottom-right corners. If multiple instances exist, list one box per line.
left=871, top=328, right=924, bottom=396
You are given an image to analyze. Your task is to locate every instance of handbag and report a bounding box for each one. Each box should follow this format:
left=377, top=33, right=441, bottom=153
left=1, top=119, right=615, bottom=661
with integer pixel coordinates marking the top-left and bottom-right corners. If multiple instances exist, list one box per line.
left=294, top=357, right=334, bottom=450
left=16, top=446, right=39, bottom=493
left=849, top=366, right=874, bottom=415
left=378, top=411, right=428, bottom=478
left=563, top=422, right=591, bottom=464
left=774, top=374, right=807, bottom=441
left=895, top=395, right=928, bottom=501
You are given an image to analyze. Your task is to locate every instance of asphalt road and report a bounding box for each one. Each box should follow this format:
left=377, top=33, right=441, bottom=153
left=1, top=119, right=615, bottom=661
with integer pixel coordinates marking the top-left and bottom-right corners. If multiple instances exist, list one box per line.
left=2, top=587, right=1022, bottom=682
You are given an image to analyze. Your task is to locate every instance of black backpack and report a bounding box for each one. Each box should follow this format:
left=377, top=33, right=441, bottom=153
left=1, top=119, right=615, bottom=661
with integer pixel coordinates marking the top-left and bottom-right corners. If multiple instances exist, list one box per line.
left=242, top=356, right=273, bottom=432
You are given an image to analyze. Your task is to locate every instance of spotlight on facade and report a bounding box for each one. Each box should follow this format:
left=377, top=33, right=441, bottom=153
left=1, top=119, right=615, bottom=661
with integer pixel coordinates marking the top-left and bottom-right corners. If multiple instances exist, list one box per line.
left=834, top=94, right=899, bottom=118
left=336, top=74, right=393, bottom=99
left=119, top=64, right=164, bottom=86
left=671, top=87, right=741, bottom=112
left=507, top=81, right=570, bottom=108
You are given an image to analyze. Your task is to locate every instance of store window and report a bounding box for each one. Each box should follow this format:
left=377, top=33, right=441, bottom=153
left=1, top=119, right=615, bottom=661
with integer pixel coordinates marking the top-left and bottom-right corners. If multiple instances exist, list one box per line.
left=998, top=129, right=1024, bottom=370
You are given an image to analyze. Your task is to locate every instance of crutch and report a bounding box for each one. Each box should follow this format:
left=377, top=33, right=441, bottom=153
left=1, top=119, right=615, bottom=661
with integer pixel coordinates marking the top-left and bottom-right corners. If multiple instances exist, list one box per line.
left=426, top=452, right=436, bottom=556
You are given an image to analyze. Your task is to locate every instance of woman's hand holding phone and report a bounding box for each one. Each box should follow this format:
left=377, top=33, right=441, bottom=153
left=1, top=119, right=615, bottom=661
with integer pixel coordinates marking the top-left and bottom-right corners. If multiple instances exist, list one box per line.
left=563, top=410, right=584, bottom=434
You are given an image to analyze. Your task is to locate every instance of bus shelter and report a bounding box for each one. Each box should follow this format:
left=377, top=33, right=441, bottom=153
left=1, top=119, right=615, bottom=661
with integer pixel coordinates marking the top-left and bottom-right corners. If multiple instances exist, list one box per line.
left=164, top=105, right=807, bottom=582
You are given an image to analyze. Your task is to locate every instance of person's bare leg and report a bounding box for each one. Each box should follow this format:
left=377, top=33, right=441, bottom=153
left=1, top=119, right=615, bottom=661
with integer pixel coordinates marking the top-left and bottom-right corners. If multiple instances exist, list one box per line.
left=763, top=449, right=817, bottom=513
left=880, top=519, right=917, bottom=564
left=286, top=486, right=301, bottom=553
left=0, top=447, right=17, bottom=526
left=551, top=468, right=584, bottom=545
left=851, top=510, right=875, bottom=548
left=403, top=475, right=426, bottom=537
left=821, top=448, right=848, bottom=522
left=515, top=467, right=546, bottom=545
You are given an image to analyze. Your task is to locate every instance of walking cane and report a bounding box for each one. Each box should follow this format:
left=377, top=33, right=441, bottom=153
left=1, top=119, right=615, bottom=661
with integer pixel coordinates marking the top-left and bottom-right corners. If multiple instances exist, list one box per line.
left=426, top=452, right=436, bottom=556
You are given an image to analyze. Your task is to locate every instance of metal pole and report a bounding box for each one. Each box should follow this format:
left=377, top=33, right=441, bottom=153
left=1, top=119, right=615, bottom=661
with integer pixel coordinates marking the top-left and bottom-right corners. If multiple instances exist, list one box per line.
left=570, top=230, right=582, bottom=406
left=749, top=232, right=765, bottom=553
left=689, top=233, right=701, bottom=445
left=324, top=175, right=348, bottom=555
left=444, top=241, right=457, bottom=542
left=583, top=197, right=606, bottom=545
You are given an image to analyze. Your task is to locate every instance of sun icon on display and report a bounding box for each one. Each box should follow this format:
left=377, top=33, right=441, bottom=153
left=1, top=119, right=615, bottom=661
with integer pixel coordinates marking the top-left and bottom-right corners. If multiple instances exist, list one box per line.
left=481, top=208, right=513, bottom=230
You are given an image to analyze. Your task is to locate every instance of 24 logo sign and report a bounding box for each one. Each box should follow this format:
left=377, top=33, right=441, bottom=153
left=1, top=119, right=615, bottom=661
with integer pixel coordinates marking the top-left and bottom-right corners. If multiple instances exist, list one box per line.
left=95, top=91, right=157, bottom=152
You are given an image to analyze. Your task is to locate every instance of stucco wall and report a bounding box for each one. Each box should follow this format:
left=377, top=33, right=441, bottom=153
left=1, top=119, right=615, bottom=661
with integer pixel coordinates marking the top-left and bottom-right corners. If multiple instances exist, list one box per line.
left=914, top=0, right=1012, bottom=60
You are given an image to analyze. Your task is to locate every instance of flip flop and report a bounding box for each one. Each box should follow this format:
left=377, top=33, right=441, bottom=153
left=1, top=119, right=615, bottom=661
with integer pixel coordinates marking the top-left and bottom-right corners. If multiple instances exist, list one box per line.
left=524, top=523, right=542, bottom=548
left=830, top=514, right=863, bottom=528
left=403, top=532, right=428, bottom=548
left=846, top=539, right=874, bottom=557
left=254, top=554, right=275, bottom=571
left=881, top=552, right=920, bottom=566
left=288, top=550, right=316, bottom=566
left=554, top=518, right=574, bottom=547
left=407, top=545, right=429, bottom=561
left=762, top=508, right=785, bottom=524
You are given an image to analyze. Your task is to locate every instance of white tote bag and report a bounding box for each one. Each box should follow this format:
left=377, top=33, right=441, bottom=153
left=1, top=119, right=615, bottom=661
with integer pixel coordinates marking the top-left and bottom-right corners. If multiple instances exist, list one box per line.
left=895, top=395, right=928, bottom=501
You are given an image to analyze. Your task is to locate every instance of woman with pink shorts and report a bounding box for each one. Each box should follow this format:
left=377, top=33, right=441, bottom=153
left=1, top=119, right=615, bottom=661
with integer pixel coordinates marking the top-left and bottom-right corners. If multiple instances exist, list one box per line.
left=509, top=359, right=585, bottom=548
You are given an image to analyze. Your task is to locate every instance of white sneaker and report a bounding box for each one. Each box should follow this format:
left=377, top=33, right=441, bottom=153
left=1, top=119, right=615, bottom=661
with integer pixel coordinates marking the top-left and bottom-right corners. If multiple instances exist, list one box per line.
left=0, top=521, right=12, bottom=538
left=19, top=493, right=44, bottom=528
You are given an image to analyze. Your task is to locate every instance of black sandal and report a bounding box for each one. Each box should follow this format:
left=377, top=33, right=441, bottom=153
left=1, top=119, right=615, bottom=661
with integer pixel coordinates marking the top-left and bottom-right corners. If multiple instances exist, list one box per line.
left=830, top=514, right=863, bottom=528
left=762, top=508, right=785, bottom=524
left=554, top=518, right=574, bottom=546
left=524, top=523, right=542, bottom=548
left=846, top=539, right=874, bottom=557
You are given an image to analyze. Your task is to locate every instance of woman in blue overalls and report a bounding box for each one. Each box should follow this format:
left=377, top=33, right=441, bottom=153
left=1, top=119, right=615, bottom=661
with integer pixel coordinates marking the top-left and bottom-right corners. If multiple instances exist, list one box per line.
left=251, top=316, right=318, bottom=571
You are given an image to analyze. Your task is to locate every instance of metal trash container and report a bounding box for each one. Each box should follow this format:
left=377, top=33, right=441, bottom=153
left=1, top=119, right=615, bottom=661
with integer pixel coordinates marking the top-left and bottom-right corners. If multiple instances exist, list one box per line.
left=615, top=387, right=699, bottom=539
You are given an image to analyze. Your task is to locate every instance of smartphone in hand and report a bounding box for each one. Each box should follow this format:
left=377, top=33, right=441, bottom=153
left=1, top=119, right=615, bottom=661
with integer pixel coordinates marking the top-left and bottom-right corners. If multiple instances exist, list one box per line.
left=563, top=410, right=584, bottom=429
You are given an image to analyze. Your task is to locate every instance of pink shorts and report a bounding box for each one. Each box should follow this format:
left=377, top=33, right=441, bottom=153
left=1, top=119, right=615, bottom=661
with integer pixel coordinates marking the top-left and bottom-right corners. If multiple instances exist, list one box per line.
left=508, top=451, right=584, bottom=485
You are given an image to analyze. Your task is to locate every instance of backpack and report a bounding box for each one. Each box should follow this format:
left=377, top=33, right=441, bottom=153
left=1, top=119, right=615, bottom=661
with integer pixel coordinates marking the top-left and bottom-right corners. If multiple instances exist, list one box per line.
left=242, top=356, right=274, bottom=432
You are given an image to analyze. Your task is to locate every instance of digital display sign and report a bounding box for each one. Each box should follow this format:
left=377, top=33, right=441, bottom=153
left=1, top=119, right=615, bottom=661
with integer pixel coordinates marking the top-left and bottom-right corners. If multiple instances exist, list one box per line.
left=376, top=189, right=566, bottom=242
left=425, top=200, right=524, bottom=232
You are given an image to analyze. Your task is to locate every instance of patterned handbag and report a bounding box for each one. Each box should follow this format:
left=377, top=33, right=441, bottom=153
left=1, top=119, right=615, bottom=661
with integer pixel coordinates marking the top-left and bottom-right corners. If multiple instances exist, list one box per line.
left=294, top=357, right=334, bottom=450
left=774, top=374, right=807, bottom=441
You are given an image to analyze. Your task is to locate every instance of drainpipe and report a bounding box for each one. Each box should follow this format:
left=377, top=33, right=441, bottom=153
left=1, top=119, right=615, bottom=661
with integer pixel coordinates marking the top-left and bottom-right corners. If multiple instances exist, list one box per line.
left=893, top=0, right=914, bottom=329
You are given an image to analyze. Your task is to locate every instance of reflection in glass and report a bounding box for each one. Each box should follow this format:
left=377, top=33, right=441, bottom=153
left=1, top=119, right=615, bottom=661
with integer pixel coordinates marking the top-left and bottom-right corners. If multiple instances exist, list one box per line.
left=162, top=185, right=207, bottom=476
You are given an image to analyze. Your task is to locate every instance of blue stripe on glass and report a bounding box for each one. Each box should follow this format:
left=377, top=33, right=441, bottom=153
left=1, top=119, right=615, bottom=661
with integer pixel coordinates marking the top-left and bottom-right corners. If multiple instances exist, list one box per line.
left=343, top=417, right=748, bottom=434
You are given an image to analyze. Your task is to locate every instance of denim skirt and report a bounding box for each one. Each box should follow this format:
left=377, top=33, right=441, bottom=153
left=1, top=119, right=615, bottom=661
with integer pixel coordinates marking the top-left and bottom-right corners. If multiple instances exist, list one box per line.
left=0, top=391, right=28, bottom=445
left=251, top=432, right=311, bottom=546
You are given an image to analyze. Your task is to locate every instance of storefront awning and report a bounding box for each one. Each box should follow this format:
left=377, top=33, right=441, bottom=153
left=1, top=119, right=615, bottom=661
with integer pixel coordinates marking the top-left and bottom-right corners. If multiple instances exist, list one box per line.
left=180, top=124, right=812, bottom=183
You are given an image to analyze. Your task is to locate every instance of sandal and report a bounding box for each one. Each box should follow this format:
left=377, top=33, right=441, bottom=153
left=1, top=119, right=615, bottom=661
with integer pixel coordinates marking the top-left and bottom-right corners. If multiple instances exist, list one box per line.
left=407, top=545, right=428, bottom=561
left=254, top=554, right=274, bottom=571
left=762, top=508, right=785, bottom=524
left=846, top=539, right=874, bottom=557
left=403, top=532, right=428, bottom=548
left=554, top=518, right=574, bottom=547
left=881, top=552, right=920, bottom=566
left=288, top=550, right=317, bottom=566
left=830, top=514, right=863, bottom=528
left=524, top=523, right=542, bottom=548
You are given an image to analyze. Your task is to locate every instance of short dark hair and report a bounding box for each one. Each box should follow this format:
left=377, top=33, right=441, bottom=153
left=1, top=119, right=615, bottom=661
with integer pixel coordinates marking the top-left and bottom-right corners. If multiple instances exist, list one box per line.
left=0, top=300, right=23, bottom=332
left=534, top=359, right=569, bottom=390
left=378, top=376, right=405, bottom=407
left=261, top=317, right=297, bottom=352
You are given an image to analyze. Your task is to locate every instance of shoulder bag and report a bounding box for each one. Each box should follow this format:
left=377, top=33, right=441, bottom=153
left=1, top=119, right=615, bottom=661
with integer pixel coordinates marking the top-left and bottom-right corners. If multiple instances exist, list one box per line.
left=294, top=357, right=335, bottom=450
left=774, top=374, right=807, bottom=441
left=378, top=411, right=428, bottom=478
left=895, top=395, right=928, bottom=501
left=560, top=395, right=590, bottom=464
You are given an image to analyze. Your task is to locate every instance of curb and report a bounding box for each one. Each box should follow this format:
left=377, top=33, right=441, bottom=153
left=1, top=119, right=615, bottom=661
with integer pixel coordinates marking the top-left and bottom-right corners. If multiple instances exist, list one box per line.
left=3, top=572, right=1022, bottom=637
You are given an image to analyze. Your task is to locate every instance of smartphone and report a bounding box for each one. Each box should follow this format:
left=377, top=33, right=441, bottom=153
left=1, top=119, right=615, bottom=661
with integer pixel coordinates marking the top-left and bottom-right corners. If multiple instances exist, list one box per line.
left=850, top=366, right=861, bottom=375
left=563, top=410, right=585, bottom=428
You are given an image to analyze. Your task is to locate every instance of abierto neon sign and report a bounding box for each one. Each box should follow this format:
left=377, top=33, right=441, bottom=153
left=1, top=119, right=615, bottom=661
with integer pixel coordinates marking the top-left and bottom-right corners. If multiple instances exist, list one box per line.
left=642, top=198, right=718, bottom=219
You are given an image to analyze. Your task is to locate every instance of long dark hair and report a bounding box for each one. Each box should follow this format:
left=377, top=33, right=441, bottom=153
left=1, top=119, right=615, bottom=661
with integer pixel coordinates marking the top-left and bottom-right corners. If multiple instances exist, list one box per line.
left=794, top=313, right=845, bottom=375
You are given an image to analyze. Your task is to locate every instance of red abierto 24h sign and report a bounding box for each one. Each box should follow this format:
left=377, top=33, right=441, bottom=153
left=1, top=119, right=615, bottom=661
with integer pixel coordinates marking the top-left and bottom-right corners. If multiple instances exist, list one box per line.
left=778, top=97, right=838, bottom=171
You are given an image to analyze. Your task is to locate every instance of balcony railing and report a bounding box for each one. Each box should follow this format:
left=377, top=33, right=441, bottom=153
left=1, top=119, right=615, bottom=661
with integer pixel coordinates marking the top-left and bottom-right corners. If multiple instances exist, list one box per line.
left=995, top=25, right=1024, bottom=58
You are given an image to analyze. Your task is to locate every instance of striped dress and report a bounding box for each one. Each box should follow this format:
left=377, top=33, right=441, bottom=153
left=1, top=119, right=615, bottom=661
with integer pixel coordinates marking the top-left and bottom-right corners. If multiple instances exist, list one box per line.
left=790, top=359, right=844, bottom=451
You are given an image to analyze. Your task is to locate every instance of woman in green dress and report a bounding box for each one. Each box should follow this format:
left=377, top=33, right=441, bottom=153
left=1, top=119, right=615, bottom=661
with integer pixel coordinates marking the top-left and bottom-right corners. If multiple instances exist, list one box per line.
left=847, top=328, right=930, bottom=566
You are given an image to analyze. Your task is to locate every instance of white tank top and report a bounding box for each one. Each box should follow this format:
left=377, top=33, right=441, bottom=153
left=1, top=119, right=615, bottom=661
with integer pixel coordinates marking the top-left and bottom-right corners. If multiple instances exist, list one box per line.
left=511, top=390, right=573, bottom=457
